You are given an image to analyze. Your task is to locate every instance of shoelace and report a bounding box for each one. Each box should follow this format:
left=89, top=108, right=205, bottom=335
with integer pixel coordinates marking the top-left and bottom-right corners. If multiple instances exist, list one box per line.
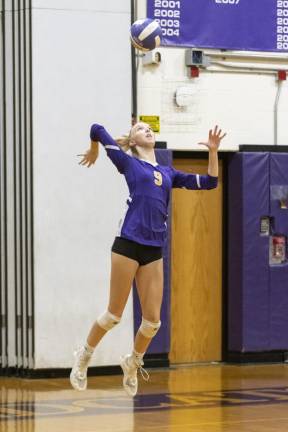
left=134, top=359, right=150, bottom=382
left=139, top=365, right=149, bottom=382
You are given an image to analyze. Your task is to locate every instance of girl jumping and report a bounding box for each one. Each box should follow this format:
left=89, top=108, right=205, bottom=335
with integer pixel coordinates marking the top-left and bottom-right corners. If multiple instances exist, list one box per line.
left=70, top=122, right=226, bottom=396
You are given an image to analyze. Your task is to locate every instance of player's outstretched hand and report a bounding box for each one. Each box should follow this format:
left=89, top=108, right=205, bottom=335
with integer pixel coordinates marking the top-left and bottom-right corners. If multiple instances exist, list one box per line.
left=77, top=143, right=99, bottom=168
left=198, top=125, right=226, bottom=151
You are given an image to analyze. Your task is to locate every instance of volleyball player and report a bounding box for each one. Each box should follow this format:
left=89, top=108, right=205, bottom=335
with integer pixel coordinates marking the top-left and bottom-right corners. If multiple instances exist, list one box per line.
left=70, top=122, right=226, bottom=396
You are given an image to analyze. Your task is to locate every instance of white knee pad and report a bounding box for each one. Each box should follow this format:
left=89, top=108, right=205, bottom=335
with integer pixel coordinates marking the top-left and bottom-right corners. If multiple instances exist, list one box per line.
left=97, top=310, right=121, bottom=331
left=139, top=317, right=161, bottom=338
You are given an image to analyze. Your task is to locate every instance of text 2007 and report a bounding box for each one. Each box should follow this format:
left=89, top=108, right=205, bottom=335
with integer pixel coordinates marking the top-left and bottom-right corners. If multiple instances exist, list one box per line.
left=215, top=0, right=240, bottom=4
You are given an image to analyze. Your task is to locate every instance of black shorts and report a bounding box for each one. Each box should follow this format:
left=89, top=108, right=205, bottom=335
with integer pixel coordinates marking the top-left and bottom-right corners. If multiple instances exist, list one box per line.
left=111, top=237, right=163, bottom=266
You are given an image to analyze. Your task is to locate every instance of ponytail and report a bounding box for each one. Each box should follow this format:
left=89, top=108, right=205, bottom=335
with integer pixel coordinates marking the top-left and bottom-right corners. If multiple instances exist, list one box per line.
left=114, top=133, right=138, bottom=157
left=114, top=134, right=130, bottom=152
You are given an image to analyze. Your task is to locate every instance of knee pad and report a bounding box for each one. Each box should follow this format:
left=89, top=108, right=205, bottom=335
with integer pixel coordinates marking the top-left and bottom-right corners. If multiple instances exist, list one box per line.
left=97, top=310, right=121, bottom=331
left=139, top=317, right=161, bottom=338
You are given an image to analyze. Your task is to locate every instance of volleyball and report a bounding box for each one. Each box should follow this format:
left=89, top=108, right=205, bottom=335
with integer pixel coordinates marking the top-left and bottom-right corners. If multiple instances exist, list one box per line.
left=130, top=18, right=162, bottom=52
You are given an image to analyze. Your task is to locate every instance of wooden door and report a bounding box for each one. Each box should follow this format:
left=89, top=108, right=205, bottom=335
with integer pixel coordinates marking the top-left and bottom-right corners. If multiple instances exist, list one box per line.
left=170, top=159, right=223, bottom=363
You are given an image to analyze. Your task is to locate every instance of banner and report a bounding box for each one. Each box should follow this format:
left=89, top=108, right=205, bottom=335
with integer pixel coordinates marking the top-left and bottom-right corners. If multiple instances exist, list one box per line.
left=147, top=0, right=288, bottom=53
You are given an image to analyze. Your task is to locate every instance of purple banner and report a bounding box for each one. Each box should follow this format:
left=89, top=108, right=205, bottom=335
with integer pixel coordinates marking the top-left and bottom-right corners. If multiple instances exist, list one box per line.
left=147, top=0, right=288, bottom=53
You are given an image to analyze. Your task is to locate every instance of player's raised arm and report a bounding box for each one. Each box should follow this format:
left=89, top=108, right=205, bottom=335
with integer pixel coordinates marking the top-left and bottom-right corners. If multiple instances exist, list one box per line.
left=78, top=123, right=132, bottom=174
left=78, top=140, right=99, bottom=168
left=198, top=125, right=227, bottom=178
left=90, top=124, right=132, bottom=174
left=172, top=125, right=226, bottom=190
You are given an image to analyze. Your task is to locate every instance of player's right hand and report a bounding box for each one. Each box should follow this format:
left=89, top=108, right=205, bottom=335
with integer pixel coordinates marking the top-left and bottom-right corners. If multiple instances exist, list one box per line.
left=77, top=143, right=99, bottom=168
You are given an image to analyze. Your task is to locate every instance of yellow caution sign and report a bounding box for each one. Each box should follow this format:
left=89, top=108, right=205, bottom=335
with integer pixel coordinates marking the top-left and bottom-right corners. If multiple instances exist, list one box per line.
left=139, top=115, right=160, bottom=133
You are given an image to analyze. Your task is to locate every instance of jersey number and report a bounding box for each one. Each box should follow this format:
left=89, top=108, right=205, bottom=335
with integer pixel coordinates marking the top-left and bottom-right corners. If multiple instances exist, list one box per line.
left=154, top=171, right=163, bottom=186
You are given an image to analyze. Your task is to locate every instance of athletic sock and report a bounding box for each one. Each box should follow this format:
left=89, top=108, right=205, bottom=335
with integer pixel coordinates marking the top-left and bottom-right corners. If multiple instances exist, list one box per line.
left=84, top=342, right=95, bottom=355
left=132, top=349, right=144, bottom=365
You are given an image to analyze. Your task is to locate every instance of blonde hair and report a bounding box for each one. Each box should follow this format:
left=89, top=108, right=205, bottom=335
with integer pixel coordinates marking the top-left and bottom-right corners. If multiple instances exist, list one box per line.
left=115, top=132, right=138, bottom=156
left=114, top=134, right=130, bottom=151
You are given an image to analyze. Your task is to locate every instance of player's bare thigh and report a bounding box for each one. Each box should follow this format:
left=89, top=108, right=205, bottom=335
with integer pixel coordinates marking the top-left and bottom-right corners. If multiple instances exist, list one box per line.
left=108, top=252, right=139, bottom=317
left=135, top=258, right=164, bottom=322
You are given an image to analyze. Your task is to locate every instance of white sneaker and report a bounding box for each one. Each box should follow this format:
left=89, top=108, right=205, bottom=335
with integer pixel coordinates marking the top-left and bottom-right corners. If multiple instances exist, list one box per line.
left=120, top=354, right=149, bottom=397
left=70, top=347, right=92, bottom=391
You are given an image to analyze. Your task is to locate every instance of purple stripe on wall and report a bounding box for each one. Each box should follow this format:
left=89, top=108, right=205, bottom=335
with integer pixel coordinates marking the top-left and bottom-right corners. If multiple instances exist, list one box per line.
left=228, top=152, right=270, bottom=352
left=269, top=153, right=288, bottom=349
left=133, top=149, right=172, bottom=354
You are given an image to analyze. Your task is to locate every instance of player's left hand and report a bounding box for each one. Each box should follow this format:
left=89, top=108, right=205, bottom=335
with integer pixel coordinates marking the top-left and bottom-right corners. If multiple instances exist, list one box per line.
left=198, top=125, right=226, bottom=152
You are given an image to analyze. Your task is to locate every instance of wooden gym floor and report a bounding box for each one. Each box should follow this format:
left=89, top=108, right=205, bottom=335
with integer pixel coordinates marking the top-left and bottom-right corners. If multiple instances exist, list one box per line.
left=1, top=363, right=288, bottom=432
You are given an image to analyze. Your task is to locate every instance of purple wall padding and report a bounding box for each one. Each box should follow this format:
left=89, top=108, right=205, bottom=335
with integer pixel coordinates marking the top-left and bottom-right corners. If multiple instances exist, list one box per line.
left=228, top=153, right=270, bottom=352
left=228, top=154, right=244, bottom=350
left=132, top=149, right=172, bottom=354
left=269, top=153, right=288, bottom=349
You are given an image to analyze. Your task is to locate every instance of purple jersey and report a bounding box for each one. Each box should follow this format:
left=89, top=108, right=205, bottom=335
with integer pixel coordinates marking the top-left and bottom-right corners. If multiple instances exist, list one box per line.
left=90, top=124, right=218, bottom=247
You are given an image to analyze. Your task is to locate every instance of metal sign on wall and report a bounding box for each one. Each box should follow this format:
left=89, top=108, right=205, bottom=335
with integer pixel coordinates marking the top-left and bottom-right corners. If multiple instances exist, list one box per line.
left=147, top=0, right=288, bottom=53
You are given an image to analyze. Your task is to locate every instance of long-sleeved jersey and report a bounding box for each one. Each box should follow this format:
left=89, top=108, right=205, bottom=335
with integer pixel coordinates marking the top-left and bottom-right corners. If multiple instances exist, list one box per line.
left=90, top=124, right=218, bottom=247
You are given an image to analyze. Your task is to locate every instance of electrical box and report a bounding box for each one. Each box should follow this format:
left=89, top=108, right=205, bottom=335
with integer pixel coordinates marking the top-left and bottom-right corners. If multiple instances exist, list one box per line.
left=142, top=51, right=161, bottom=66
left=185, top=49, right=210, bottom=67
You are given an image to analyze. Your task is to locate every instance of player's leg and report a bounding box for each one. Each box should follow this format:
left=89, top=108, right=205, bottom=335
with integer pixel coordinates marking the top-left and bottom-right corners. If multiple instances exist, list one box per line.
left=87, top=251, right=139, bottom=346
left=120, top=257, right=163, bottom=396
left=134, top=257, right=163, bottom=353
left=70, top=250, right=139, bottom=391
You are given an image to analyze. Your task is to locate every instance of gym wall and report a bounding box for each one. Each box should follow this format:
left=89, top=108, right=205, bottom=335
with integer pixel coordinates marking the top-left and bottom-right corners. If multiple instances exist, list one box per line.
left=32, top=0, right=132, bottom=368
left=1, top=0, right=287, bottom=373
left=134, top=0, right=288, bottom=364
left=136, top=1, right=288, bottom=150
